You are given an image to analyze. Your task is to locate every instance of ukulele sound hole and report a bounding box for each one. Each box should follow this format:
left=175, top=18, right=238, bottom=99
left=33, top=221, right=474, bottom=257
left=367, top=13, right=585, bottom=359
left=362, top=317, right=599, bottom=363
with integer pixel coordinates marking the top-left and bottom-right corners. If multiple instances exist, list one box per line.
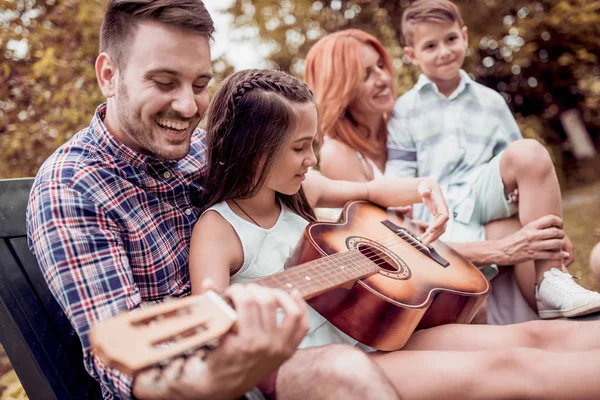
left=357, top=244, right=397, bottom=272
left=346, top=236, right=411, bottom=280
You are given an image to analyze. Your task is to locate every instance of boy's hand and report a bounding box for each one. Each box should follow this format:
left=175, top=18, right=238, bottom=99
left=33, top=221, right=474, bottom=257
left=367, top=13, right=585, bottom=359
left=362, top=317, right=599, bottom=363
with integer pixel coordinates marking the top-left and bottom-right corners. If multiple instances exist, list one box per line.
left=417, top=178, right=449, bottom=245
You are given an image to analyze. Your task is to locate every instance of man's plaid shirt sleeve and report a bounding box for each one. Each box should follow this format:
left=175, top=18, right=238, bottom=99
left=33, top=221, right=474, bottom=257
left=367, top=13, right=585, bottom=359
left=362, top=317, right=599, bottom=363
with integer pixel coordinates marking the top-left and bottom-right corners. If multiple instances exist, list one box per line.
left=27, top=180, right=139, bottom=399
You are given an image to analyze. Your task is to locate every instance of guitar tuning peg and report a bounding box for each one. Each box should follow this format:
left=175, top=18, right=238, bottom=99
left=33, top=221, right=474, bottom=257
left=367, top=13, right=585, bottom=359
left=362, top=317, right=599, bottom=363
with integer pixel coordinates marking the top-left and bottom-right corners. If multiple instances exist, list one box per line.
left=182, top=348, right=196, bottom=358
left=195, top=326, right=207, bottom=334
left=176, top=307, right=190, bottom=317
left=204, top=338, right=220, bottom=349
left=159, top=358, right=172, bottom=369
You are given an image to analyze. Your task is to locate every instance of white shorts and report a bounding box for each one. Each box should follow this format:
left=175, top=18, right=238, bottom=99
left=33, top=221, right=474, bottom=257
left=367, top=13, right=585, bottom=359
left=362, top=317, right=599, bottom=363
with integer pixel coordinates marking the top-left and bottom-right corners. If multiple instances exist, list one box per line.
left=440, top=151, right=518, bottom=279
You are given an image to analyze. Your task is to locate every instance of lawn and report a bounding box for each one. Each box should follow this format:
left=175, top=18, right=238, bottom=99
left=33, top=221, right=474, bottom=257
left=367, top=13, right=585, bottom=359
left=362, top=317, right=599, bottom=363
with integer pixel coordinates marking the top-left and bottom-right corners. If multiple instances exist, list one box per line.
left=562, top=180, right=600, bottom=292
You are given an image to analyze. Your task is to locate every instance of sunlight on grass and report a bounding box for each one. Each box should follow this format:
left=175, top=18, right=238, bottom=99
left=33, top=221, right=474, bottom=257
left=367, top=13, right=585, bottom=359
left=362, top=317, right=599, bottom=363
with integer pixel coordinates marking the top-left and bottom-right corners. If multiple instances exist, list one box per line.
left=563, top=181, right=600, bottom=292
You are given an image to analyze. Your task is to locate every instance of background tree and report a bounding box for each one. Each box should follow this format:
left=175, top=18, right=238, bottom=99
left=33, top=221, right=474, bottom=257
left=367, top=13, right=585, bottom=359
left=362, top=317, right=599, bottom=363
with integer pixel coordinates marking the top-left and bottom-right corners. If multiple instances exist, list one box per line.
left=0, top=0, right=233, bottom=178
left=2, top=0, right=598, bottom=183
left=0, top=0, right=106, bottom=178
left=226, top=0, right=600, bottom=186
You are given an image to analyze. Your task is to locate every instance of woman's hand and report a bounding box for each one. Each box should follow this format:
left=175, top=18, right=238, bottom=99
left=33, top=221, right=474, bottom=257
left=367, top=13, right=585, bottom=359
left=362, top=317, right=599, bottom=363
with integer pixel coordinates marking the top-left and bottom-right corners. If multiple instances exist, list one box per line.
left=417, top=178, right=449, bottom=245
left=495, top=215, right=570, bottom=266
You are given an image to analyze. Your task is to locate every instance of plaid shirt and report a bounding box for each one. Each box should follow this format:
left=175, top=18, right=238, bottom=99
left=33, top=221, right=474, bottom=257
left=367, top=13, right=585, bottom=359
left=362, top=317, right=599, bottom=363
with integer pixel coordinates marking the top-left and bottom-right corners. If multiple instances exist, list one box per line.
left=27, top=104, right=206, bottom=399
left=385, top=70, right=522, bottom=223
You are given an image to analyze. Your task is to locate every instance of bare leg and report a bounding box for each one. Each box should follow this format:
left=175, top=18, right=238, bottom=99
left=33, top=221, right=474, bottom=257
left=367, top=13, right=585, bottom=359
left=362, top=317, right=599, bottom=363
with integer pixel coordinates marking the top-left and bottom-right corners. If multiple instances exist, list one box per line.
left=370, top=347, right=600, bottom=400
left=499, top=139, right=563, bottom=284
left=485, top=217, right=537, bottom=310
left=276, top=344, right=399, bottom=400
left=403, top=319, right=600, bottom=352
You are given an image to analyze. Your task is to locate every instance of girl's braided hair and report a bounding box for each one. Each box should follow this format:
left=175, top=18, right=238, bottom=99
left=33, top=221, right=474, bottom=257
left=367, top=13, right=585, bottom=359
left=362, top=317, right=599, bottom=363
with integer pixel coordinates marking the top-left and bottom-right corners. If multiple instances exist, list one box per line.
left=201, top=69, right=316, bottom=222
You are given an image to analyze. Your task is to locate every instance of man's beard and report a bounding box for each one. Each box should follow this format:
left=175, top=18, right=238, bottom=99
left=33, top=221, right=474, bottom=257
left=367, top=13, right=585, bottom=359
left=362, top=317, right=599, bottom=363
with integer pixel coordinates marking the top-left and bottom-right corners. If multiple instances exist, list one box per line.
left=116, top=80, right=192, bottom=160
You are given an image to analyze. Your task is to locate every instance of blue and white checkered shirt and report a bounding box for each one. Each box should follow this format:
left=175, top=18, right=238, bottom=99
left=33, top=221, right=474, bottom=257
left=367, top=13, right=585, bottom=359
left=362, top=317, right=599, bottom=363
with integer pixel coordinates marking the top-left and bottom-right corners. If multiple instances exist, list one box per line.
left=385, top=70, right=522, bottom=223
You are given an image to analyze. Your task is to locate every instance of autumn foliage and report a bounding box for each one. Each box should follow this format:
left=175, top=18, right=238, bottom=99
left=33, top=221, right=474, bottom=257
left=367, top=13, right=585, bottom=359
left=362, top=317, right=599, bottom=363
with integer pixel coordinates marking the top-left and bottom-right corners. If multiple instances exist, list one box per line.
left=1, top=0, right=599, bottom=182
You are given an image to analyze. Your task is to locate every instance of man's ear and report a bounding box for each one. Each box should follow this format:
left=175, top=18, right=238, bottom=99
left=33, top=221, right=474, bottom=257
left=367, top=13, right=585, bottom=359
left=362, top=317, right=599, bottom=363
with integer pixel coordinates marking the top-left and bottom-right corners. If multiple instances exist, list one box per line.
left=96, top=53, right=118, bottom=98
left=403, top=46, right=418, bottom=66
left=462, top=26, right=469, bottom=46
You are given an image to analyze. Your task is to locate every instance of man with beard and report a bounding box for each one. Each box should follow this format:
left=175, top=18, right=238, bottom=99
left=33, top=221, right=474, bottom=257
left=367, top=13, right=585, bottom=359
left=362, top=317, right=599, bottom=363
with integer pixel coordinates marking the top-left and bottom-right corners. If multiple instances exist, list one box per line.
left=26, top=1, right=399, bottom=399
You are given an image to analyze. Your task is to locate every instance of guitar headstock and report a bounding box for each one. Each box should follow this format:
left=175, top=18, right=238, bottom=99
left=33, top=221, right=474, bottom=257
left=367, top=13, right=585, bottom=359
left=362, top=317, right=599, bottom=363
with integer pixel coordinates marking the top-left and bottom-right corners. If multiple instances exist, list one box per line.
left=90, top=291, right=237, bottom=376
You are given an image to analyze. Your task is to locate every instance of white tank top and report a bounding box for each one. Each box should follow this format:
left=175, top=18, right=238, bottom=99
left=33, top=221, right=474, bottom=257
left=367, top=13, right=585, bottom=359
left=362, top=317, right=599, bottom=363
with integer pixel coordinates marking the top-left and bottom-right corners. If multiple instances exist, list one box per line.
left=203, top=200, right=358, bottom=349
left=313, top=150, right=385, bottom=222
left=357, top=151, right=385, bottom=180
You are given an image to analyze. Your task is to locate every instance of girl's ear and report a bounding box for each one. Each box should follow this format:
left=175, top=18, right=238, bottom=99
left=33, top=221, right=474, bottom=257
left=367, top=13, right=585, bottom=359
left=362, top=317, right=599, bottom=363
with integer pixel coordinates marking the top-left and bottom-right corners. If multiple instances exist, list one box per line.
left=462, top=26, right=469, bottom=46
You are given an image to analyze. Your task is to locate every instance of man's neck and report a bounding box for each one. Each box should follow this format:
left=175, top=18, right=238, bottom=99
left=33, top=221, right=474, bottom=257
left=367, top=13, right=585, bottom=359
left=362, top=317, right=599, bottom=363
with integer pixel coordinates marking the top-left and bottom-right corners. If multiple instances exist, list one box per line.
left=103, top=101, right=147, bottom=155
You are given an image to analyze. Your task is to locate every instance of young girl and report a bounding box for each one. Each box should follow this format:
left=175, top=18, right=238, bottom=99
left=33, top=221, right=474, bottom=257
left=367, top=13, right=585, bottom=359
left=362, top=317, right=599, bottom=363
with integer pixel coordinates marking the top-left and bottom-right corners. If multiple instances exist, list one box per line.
left=189, top=69, right=600, bottom=400
left=189, top=68, right=448, bottom=349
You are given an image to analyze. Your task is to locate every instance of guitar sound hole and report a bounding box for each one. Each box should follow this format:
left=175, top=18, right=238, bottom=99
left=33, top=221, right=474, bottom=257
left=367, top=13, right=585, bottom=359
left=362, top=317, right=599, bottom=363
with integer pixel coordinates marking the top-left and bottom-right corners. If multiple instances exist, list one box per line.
left=357, top=244, right=399, bottom=272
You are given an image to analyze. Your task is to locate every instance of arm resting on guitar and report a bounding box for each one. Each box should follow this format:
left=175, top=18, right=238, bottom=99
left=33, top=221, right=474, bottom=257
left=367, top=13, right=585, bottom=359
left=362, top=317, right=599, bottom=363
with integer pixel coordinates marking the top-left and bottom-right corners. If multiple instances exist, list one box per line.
left=303, top=173, right=448, bottom=244
left=303, top=173, right=424, bottom=208
left=446, top=240, right=508, bottom=267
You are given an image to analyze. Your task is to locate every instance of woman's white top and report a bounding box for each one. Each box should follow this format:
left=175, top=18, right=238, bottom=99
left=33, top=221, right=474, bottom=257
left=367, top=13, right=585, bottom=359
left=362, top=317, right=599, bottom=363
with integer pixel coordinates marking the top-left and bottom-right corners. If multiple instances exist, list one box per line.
left=203, top=201, right=358, bottom=349
left=313, top=150, right=385, bottom=222
left=357, top=151, right=385, bottom=180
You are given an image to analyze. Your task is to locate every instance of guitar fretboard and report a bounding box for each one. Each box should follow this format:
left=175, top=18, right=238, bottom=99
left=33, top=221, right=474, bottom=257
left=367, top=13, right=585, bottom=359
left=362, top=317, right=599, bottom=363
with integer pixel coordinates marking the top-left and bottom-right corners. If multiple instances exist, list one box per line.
left=255, top=250, right=378, bottom=299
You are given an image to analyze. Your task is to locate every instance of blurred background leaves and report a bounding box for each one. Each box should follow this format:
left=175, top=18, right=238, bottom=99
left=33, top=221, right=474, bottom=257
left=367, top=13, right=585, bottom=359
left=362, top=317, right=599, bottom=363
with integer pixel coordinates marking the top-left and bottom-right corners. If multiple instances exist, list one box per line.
left=1, top=0, right=599, bottom=183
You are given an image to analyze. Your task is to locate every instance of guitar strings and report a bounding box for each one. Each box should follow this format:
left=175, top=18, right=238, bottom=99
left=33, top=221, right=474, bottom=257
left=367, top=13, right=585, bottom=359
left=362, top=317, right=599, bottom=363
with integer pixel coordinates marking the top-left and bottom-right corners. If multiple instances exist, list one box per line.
left=282, top=230, right=439, bottom=283
left=311, top=230, right=433, bottom=270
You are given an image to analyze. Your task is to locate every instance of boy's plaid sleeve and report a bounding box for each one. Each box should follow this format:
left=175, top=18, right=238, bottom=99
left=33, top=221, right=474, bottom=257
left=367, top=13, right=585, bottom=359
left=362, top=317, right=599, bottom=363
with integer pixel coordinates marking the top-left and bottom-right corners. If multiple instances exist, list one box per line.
left=385, top=111, right=418, bottom=178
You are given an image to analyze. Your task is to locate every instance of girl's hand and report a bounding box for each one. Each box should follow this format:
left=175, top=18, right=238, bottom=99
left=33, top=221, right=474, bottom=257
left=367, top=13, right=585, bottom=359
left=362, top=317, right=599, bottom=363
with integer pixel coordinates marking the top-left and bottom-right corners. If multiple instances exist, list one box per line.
left=417, top=178, right=449, bottom=245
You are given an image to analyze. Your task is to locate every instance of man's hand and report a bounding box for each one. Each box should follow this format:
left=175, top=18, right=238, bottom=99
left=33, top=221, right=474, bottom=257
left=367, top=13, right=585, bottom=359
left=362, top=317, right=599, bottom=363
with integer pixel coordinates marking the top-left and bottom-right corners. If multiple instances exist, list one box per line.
left=417, top=178, right=449, bottom=245
left=133, top=282, right=309, bottom=400
left=496, top=215, right=570, bottom=266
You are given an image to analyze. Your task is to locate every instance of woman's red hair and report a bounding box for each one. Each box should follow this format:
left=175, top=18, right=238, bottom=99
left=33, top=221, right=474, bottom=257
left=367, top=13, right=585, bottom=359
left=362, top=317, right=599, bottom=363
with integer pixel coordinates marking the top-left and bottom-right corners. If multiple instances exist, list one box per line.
left=305, top=29, right=395, bottom=158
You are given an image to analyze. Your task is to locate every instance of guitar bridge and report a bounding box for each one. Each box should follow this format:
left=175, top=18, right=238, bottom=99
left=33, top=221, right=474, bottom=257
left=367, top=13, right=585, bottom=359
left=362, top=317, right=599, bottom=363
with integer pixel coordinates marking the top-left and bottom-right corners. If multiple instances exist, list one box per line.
left=381, top=220, right=449, bottom=267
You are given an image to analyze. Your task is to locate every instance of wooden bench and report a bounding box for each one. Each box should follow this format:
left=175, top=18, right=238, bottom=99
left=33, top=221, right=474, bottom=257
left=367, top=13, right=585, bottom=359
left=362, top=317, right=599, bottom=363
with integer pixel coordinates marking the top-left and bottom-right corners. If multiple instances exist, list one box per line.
left=0, top=178, right=102, bottom=399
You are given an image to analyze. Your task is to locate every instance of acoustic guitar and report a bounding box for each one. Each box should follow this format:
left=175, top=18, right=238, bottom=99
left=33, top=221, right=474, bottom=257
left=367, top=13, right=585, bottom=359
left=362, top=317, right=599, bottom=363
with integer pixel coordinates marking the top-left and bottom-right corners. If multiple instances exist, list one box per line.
left=90, top=201, right=490, bottom=375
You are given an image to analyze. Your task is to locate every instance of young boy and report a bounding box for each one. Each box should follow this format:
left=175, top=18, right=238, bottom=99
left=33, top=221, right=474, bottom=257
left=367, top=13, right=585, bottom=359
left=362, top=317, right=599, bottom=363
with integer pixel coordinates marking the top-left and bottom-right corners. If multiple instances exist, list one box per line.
left=385, top=0, right=600, bottom=320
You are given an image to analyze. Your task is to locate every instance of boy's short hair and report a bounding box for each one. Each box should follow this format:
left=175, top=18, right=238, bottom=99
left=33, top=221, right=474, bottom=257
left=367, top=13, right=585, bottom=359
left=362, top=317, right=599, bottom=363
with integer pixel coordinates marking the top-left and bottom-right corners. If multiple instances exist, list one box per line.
left=401, top=0, right=464, bottom=47
left=100, top=0, right=214, bottom=70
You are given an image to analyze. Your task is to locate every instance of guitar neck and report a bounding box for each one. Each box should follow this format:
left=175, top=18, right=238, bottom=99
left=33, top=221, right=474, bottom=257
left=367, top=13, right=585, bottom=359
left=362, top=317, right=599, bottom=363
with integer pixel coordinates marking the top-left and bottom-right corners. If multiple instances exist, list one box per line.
left=254, top=250, right=378, bottom=299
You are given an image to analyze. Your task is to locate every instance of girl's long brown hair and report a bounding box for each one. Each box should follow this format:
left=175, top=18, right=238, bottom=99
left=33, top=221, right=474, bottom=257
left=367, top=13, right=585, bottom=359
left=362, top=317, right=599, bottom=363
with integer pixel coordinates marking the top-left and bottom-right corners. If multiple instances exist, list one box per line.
left=201, top=69, right=316, bottom=222
left=304, top=29, right=395, bottom=159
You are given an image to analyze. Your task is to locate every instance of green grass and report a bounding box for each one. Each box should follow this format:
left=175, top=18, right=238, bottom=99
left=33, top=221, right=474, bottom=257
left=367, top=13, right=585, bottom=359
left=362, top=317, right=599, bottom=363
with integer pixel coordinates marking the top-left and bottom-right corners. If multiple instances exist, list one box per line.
left=562, top=181, right=600, bottom=292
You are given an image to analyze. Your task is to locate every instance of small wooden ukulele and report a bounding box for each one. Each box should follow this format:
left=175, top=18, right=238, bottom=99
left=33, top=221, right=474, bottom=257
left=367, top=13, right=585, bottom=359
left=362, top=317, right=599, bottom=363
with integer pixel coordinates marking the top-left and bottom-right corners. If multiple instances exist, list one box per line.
left=90, top=201, right=490, bottom=375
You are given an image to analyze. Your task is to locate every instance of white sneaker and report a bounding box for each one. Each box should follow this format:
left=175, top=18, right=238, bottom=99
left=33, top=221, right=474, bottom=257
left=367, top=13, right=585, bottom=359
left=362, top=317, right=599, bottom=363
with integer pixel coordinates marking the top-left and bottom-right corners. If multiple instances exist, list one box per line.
left=535, top=268, right=600, bottom=319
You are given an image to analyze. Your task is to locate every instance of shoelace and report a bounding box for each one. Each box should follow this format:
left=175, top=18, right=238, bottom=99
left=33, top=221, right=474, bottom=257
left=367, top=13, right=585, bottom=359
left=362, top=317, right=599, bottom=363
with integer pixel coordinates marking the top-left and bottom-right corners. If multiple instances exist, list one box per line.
left=551, top=268, right=589, bottom=293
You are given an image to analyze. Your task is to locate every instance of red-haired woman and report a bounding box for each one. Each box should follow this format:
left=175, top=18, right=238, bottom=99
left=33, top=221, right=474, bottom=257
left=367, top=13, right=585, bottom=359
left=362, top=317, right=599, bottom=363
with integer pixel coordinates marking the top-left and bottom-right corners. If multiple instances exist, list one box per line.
left=305, top=29, right=395, bottom=182
left=304, top=29, right=578, bottom=325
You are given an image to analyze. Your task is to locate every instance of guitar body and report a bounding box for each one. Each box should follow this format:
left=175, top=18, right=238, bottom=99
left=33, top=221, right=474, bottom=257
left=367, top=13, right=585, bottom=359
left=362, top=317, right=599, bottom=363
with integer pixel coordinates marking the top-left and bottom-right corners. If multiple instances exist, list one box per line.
left=287, top=201, right=490, bottom=351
